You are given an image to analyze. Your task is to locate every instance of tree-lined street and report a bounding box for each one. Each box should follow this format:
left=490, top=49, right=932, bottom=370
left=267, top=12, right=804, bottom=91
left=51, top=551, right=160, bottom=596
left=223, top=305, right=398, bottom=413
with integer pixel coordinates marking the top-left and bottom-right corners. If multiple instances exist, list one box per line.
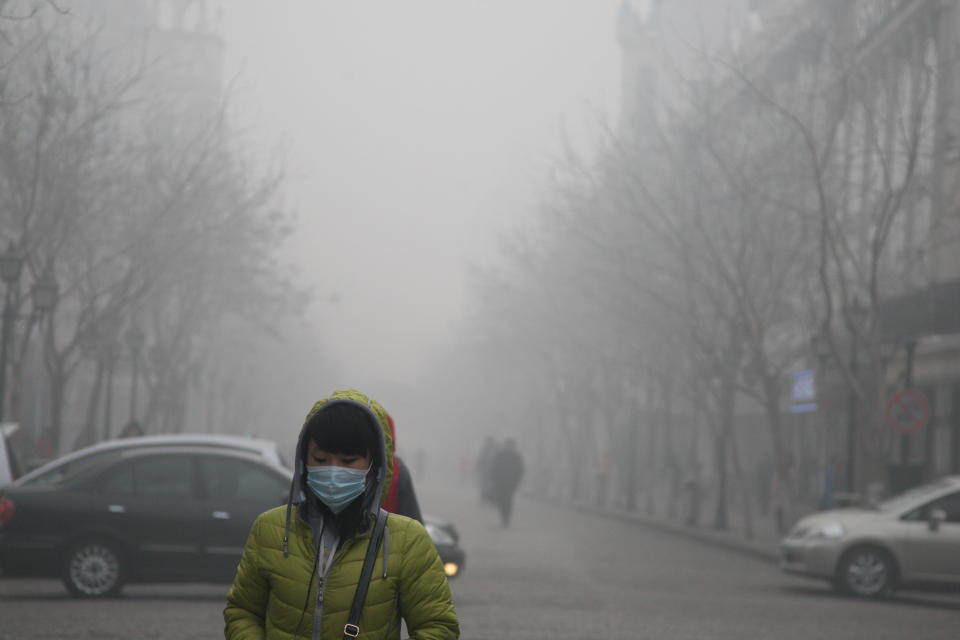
left=1, top=3, right=959, bottom=637
left=428, top=1, right=960, bottom=543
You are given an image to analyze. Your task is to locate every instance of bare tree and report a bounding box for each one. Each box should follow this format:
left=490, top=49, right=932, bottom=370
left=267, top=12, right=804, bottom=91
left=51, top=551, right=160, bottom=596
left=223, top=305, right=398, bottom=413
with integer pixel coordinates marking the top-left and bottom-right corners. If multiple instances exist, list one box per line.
left=0, top=5, right=298, bottom=454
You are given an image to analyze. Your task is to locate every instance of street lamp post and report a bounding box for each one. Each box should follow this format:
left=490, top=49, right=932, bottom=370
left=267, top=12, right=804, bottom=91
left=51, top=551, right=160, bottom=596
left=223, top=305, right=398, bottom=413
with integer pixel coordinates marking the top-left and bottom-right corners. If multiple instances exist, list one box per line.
left=125, top=322, right=145, bottom=423
left=31, top=268, right=58, bottom=453
left=845, top=297, right=868, bottom=495
left=899, top=339, right=918, bottom=465
left=810, top=332, right=833, bottom=507
left=0, top=243, right=24, bottom=423
left=101, top=330, right=118, bottom=442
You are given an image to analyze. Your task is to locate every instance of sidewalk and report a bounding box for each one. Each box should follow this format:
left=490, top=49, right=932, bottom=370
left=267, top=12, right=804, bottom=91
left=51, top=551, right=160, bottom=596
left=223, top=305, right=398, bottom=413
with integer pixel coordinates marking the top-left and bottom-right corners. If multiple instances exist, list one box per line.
left=535, top=494, right=783, bottom=564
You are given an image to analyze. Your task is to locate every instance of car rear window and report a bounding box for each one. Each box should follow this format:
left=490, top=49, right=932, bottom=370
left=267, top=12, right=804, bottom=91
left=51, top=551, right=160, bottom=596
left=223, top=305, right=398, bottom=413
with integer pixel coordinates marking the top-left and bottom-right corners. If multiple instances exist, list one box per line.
left=881, top=479, right=953, bottom=514
left=199, top=455, right=288, bottom=503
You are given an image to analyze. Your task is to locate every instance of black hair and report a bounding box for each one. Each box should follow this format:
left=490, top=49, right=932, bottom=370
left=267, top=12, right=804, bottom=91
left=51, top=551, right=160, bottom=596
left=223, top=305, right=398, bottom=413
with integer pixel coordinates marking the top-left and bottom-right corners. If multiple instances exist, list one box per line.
left=304, top=402, right=380, bottom=460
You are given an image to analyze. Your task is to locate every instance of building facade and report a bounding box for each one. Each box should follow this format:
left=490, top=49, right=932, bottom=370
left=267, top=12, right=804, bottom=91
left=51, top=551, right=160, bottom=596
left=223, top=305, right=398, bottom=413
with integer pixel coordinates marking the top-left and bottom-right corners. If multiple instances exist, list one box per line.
left=617, top=0, right=960, bottom=499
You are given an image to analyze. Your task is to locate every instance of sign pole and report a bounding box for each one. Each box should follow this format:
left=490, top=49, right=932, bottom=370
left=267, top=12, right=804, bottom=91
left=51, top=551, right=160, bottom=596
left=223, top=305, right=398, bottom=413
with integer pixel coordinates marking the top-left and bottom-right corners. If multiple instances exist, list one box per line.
left=846, top=334, right=859, bottom=494
left=900, top=341, right=917, bottom=464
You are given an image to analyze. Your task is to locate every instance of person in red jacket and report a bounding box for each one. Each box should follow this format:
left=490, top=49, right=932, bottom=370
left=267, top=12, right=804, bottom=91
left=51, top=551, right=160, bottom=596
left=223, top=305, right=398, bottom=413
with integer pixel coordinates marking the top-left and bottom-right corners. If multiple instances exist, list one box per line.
left=382, top=413, right=424, bottom=523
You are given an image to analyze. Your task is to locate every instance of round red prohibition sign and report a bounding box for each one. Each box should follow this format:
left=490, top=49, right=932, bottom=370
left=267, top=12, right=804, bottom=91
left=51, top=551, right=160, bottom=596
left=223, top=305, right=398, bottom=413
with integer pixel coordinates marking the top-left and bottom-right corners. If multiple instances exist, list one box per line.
left=885, top=389, right=931, bottom=434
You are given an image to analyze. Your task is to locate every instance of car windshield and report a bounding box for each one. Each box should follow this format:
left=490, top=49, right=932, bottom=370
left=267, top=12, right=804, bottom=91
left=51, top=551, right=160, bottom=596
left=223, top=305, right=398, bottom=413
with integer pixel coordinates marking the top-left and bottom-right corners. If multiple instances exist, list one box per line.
left=875, top=479, right=953, bottom=513
left=1, top=429, right=23, bottom=483
left=20, top=450, right=125, bottom=488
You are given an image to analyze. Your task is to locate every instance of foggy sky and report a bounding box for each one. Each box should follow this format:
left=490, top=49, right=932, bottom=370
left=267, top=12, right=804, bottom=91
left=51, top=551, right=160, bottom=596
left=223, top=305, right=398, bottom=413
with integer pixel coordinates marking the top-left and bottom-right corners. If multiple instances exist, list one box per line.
left=220, top=1, right=620, bottom=386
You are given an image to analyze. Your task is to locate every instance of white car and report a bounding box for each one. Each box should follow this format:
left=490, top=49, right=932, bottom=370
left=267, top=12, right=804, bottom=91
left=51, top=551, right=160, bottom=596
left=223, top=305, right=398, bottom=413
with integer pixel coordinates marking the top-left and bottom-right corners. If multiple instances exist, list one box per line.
left=781, top=476, right=960, bottom=597
left=14, top=433, right=289, bottom=488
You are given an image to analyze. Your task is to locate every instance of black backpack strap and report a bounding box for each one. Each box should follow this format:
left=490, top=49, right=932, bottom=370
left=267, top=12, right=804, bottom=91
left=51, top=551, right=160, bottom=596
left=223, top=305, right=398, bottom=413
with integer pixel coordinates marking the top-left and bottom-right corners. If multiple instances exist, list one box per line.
left=343, top=508, right=389, bottom=639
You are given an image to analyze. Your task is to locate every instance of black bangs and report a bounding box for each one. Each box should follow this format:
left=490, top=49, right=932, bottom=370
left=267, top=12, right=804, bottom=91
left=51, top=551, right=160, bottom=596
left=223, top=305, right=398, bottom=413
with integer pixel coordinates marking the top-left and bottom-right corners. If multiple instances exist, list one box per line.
left=305, top=402, right=379, bottom=459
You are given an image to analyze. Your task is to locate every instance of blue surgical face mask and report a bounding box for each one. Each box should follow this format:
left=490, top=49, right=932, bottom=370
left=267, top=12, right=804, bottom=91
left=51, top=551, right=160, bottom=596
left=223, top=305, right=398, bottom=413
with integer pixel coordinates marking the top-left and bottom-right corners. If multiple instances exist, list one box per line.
left=306, top=464, right=370, bottom=513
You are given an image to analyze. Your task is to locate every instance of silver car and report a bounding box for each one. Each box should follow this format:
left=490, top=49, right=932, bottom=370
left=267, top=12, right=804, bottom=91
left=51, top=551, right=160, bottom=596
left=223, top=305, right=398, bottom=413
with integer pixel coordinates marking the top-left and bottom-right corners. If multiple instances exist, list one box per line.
left=781, top=476, right=960, bottom=597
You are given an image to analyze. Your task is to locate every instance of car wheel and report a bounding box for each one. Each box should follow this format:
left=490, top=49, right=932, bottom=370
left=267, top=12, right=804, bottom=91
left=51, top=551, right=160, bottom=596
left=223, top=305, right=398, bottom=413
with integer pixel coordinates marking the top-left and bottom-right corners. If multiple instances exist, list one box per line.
left=62, top=539, right=126, bottom=598
left=836, top=546, right=897, bottom=598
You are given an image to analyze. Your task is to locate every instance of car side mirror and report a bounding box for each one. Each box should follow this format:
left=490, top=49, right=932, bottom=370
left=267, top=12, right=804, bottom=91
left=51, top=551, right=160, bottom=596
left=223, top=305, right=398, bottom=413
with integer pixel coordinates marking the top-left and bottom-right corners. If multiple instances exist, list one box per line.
left=928, top=508, right=946, bottom=532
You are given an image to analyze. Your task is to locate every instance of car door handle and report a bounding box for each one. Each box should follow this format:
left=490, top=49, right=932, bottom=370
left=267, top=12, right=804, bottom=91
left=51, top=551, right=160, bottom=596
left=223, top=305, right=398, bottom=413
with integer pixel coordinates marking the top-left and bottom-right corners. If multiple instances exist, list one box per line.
left=108, top=504, right=126, bottom=513
left=212, top=511, right=231, bottom=520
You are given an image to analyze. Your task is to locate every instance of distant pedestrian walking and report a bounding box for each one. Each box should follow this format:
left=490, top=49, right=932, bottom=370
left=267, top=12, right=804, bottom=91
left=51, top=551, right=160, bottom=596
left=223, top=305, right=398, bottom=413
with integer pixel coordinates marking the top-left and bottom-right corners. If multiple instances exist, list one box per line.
left=488, top=438, right=524, bottom=526
left=475, top=436, right=499, bottom=505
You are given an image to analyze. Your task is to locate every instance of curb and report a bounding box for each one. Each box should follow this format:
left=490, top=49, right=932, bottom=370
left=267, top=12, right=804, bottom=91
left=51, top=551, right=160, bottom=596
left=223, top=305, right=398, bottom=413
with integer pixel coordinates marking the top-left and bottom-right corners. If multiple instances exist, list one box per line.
left=534, top=494, right=781, bottom=564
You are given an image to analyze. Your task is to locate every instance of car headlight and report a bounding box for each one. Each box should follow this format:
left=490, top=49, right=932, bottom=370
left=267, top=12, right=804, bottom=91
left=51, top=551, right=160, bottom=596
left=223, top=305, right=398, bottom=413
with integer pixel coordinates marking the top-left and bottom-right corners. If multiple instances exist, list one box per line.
left=808, top=522, right=846, bottom=539
left=425, top=522, right=456, bottom=546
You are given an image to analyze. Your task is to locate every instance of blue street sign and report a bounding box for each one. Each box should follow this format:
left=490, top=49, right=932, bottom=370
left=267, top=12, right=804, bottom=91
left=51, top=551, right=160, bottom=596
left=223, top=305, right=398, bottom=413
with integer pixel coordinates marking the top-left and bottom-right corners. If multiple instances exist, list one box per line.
left=790, top=369, right=816, bottom=413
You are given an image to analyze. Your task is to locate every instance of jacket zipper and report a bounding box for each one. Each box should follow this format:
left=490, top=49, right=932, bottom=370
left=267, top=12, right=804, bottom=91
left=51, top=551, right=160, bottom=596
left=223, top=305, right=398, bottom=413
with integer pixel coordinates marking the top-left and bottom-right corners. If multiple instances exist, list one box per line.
left=312, top=538, right=358, bottom=640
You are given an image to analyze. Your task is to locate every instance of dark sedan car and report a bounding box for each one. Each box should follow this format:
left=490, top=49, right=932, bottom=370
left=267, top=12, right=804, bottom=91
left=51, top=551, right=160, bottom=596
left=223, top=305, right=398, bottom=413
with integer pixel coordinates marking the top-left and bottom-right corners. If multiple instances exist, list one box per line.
left=0, top=445, right=290, bottom=597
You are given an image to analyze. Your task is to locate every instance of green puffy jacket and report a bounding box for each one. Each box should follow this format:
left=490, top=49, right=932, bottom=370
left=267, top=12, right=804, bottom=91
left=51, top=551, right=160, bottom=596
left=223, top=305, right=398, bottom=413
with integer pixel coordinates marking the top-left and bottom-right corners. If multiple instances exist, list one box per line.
left=224, top=505, right=458, bottom=640
left=224, top=389, right=459, bottom=640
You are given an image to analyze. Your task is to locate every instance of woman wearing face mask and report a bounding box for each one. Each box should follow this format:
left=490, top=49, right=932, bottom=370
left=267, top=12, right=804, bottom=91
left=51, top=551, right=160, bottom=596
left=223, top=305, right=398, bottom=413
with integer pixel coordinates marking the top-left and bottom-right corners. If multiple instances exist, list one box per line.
left=224, top=389, right=460, bottom=640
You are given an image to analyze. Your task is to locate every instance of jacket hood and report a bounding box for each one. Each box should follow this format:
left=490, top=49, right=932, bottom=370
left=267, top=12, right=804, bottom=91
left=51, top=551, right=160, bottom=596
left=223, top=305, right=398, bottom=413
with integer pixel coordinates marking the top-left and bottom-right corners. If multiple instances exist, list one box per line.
left=282, top=388, right=395, bottom=557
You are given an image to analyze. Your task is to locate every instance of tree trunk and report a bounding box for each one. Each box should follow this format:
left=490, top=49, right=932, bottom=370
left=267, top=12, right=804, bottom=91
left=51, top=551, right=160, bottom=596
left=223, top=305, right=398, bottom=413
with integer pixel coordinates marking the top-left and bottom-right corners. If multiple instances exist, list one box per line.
left=729, top=416, right=754, bottom=539
left=763, top=377, right=790, bottom=516
left=686, top=411, right=703, bottom=527
left=76, top=359, right=106, bottom=451
left=662, top=378, right=680, bottom=520
left=103, top=358, right=115, bottom=440
left=713, top=377, right=738, bottom=531
left=48, top=366, right=67, bottom=456
left=713, top=425, right=729, bottom=531
left=624, top=401, right=640, bottom=511
left=644, top=381, right=659, bottom=516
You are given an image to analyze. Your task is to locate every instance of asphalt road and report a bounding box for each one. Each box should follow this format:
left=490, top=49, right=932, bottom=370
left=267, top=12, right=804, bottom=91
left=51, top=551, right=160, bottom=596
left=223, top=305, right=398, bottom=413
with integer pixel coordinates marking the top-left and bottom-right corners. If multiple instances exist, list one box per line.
left=1, top=482, right=958, bottom=639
